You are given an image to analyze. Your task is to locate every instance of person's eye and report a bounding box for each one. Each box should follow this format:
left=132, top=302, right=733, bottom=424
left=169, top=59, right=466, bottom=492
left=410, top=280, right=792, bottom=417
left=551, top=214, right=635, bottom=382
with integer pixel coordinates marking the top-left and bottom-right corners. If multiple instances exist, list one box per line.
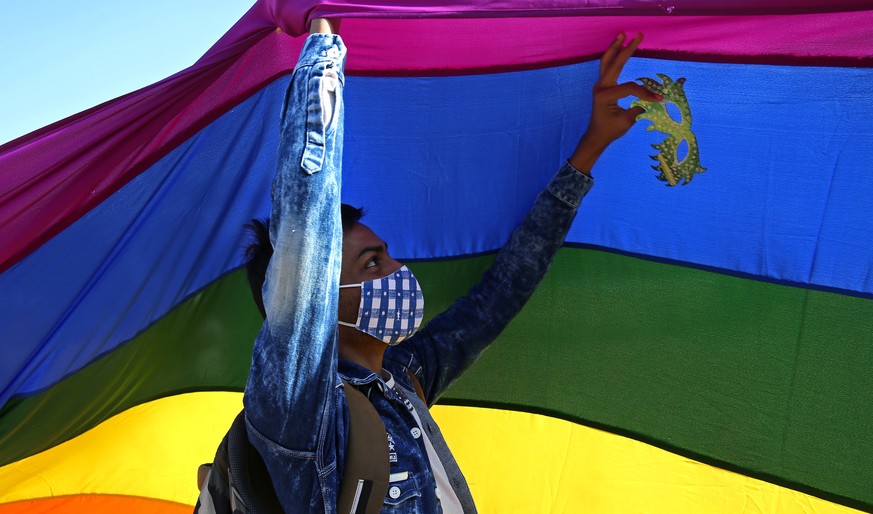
left=364, top=257, right=377, bottom=269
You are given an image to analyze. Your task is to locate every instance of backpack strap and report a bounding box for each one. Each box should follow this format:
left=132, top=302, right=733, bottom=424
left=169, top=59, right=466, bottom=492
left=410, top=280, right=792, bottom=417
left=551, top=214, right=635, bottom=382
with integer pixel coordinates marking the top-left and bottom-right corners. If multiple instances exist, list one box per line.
left=405, top=368, right=427, bottom=404
left=337, top=380, right=390, bottom=514
left=226, top=412, right=284, bottom=513
left=197, top=383, right=391, bottom=514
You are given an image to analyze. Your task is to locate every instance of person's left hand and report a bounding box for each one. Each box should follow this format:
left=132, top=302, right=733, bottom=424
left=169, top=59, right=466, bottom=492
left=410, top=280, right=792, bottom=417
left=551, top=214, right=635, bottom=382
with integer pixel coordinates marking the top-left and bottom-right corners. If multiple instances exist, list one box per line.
left=570, top=32, right=662, bottom=175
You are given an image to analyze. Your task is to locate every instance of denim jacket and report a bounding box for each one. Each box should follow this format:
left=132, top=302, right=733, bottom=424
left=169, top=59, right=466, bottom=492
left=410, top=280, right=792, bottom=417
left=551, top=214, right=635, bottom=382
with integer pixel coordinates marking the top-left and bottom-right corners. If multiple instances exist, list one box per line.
left=243, top=33, right=593, bottom=514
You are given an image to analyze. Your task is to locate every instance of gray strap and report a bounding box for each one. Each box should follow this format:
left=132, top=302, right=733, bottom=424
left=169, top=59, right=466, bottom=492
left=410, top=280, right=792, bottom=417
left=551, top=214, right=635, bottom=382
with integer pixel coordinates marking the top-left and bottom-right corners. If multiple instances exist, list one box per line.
left=394, top=384, right=478, bottom=513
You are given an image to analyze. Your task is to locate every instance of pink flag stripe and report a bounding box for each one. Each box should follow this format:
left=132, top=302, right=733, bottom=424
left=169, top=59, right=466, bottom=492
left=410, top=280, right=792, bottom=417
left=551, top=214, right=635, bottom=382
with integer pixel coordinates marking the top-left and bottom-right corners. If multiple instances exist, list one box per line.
left=251, top=0, right=873, bottom=38
left=207, top=3, right=873, bottom=68
left=3, top=5, right=872, bottom=272
left=335, top=13, right=873, bottom=76
left=0, top=29, right=298, bottom=274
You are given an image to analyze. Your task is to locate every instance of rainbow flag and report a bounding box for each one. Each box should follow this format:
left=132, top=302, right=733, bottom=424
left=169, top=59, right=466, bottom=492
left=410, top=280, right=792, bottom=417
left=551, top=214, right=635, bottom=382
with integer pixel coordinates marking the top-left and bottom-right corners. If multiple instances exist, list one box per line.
left=1, top=1, right=872, bottom=512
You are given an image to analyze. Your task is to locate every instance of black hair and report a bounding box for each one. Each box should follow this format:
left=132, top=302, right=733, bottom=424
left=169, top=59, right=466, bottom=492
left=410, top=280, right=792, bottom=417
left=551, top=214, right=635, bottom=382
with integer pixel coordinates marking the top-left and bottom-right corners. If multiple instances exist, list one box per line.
left=341, top=203, right=365, bottom=231
left=244, top=204, right=366, bottom=320
left=244, top=218, right=272, bottom=319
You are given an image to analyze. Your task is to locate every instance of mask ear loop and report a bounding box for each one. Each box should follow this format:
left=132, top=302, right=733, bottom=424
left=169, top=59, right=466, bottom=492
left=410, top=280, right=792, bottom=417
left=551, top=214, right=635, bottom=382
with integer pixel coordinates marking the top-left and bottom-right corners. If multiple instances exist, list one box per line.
left=338, top=282, right=362, bottom=328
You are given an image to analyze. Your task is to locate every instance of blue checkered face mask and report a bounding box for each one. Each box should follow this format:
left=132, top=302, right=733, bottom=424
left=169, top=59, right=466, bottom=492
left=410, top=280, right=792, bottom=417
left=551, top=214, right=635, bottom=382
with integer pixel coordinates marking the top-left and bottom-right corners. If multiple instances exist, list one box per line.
left=338, top=265, right=425, bottom=345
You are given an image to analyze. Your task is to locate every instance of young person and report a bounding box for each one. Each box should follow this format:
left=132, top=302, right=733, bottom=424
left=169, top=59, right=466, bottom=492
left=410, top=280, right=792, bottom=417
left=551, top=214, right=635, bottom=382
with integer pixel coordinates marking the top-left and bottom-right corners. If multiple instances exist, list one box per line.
left=242, top=18, right=659, bottom=513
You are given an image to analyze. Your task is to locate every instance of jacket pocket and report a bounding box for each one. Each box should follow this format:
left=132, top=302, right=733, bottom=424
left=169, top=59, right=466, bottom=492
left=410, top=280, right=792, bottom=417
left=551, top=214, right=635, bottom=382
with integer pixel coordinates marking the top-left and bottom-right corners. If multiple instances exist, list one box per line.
left=300, top=63, right=340, bottom=175
left=382, top=472, right=422, bottom=512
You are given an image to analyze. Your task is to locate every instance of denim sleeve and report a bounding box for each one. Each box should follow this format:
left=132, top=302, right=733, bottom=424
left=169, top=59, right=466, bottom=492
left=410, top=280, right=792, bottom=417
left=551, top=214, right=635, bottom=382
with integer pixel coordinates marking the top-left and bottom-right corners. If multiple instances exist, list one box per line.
left=389, top=163, right=594, bottom=404
left=242, top=33, right=346, bottom=505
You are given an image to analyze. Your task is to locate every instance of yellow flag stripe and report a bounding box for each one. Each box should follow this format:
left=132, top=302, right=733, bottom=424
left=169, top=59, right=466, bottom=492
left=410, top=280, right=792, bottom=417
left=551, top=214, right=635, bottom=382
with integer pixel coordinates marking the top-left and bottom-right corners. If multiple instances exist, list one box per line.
left=0, top=392, right=241, bottom=506
left=432, top=406, right=861, bottom=514
left=0, top=392, right=860, bottom=513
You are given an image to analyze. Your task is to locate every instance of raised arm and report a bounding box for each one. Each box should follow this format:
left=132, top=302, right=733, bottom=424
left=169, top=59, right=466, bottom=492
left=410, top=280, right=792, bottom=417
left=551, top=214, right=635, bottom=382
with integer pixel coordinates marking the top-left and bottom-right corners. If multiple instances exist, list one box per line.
left=389, top=33, right=661, bottom=404
left=243, top=19, right=345, bottom=461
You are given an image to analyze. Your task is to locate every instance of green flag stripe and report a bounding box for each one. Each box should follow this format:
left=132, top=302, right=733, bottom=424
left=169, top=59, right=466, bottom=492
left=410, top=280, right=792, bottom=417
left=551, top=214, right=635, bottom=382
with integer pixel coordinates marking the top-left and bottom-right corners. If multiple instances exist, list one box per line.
left=0, top=270, right=261, bottom=466
left=428, top=250, right=873, bottom=510
left=2, top=248, right=870, bottom=510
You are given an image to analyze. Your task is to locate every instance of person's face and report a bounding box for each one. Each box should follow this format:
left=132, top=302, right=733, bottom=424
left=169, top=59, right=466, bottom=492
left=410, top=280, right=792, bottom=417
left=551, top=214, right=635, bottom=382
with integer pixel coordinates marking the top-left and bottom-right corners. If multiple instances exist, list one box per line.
left=338, top=222, right=402, bottom=324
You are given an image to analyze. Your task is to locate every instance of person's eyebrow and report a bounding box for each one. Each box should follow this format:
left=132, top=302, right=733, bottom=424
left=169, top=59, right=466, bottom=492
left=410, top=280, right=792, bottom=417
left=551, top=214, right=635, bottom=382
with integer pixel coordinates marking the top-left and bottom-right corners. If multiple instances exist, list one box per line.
left=356, top=243, right=386, bottom=261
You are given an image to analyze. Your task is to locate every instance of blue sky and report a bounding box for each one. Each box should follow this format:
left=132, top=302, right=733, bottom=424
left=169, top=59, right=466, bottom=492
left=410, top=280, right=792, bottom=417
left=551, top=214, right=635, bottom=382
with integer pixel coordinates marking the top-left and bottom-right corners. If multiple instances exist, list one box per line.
left=0, top=0, right=254, bottom=145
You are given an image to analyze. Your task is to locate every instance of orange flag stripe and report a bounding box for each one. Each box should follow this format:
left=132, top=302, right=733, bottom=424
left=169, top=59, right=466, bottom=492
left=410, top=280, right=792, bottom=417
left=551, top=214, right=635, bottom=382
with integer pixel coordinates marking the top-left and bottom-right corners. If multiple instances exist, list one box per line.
left=0, top=495, right=191, bottom=514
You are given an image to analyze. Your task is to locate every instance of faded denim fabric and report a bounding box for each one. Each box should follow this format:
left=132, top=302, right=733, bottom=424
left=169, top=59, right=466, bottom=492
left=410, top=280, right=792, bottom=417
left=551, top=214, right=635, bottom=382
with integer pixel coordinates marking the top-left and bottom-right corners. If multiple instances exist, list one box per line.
left=384, top=162, right=593, bottom=407
left=244, top=33, right=594, bottom=514
left=243, top=33, right=348, bottom=514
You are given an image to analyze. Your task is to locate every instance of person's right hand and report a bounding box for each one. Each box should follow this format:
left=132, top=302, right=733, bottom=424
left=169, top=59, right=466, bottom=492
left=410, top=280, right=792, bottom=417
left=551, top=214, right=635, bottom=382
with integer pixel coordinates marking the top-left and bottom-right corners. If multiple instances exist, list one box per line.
left=309, top=17, right=339, bottom=35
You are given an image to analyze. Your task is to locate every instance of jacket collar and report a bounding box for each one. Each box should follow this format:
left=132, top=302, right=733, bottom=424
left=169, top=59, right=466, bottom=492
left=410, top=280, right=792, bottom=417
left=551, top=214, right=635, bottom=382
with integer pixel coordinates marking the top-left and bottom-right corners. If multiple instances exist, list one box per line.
left=338, top=358, right=399, bottom=400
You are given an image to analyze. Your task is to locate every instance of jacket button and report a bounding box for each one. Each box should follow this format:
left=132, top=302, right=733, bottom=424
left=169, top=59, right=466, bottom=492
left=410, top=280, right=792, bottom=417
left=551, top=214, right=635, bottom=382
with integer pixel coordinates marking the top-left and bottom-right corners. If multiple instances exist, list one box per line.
left=411, top=427, right=421, bottom=439
left=389, top=486, right=401, bottom=499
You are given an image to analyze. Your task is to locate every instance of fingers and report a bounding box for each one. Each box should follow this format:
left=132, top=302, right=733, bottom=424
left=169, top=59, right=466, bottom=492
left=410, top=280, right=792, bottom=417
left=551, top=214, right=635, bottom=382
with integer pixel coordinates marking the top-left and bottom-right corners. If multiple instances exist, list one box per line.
left=599, top=33, right=626, bottom=78
left=597, top=82, right=662, bottom=104
left=626, top=105, right=646, bottom=123
left=600, top=32, right=643, bottom=85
